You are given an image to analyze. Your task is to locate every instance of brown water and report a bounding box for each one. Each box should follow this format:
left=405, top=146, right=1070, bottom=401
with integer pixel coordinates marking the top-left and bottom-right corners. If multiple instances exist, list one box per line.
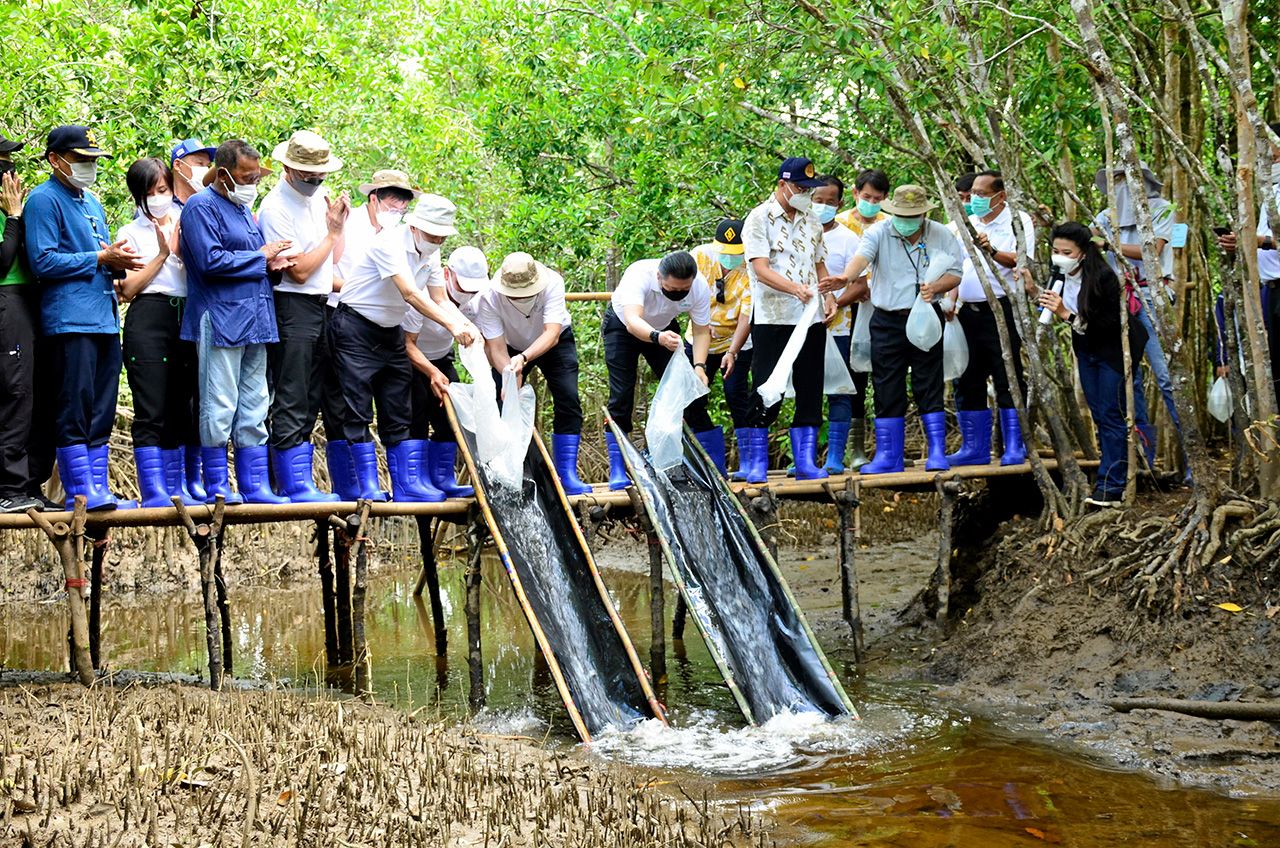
left=2, top=557, right=1278, bottom=847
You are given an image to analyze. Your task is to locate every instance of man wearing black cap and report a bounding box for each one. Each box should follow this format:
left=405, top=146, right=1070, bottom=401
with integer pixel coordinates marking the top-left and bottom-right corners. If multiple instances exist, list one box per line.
left=740, top=156, right=837, bottom=484
left=25, top=126, right=144, bottom=510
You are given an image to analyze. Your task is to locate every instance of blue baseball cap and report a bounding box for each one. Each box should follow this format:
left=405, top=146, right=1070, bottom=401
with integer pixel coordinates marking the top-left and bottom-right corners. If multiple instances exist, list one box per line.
left=778, top=156, right=823, bottom=188
left=170, top=138, right=216, bottom=165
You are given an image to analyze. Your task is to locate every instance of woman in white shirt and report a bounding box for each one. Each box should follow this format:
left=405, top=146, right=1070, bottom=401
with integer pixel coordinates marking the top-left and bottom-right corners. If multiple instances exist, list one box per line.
left=118, top=157, right=201, bottom=508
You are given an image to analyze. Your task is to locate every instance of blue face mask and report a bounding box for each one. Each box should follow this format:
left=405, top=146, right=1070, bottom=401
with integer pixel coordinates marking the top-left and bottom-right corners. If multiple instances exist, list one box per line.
left=962, top=200, right=974, bottom=216
left=812, top=203, right=838, bottom=224
left=856, top=198, right=881, bottom=219
left=969, top=194, right=993, bottom=217
left=893, top=216, right=923, bottom=237
left=719, top=253, right=744, bottom=270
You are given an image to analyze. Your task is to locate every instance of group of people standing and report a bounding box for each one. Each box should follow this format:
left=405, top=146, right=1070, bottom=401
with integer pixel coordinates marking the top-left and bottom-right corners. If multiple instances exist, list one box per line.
left=1, top=126, right=1274, bottom=513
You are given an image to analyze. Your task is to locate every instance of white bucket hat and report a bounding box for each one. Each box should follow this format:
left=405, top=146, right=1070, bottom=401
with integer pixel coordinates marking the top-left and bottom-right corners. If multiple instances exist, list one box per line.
left=491, top=252, right=556, bottom=298
left=447, top=246, right=490, bottom=293
left=272, top=130, right=343, bottom=173
left=404, top=194, right=458, bottom=238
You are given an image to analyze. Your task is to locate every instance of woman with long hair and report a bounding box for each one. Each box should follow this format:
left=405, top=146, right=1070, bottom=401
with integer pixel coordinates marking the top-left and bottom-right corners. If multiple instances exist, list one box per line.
left=1037, top=221, right=1152, bottom=507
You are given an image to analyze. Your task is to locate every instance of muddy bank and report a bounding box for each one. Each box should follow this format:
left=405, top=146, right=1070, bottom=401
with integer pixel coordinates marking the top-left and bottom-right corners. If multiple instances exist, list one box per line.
left=0, top=683, right=767, bottom=847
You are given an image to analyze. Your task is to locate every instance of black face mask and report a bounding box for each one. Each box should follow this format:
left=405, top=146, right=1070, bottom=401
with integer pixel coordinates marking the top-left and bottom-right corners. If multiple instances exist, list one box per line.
left=661, top=287, right=690, bottom=301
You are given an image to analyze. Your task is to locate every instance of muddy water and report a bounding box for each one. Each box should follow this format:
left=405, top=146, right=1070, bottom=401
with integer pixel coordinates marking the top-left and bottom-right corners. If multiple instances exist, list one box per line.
left=3, top=556, right=1279, bottom=847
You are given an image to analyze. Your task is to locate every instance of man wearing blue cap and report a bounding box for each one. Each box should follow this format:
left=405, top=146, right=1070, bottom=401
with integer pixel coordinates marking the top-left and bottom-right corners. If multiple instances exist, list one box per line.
left=25, top=125, right=145, bottom=509
left=739, top=156, right=837, bottom=484
left=170, top=138, right=216, bottom=210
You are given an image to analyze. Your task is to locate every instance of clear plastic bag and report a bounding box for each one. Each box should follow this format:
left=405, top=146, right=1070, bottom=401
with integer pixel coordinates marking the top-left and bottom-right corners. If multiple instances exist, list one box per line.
left=849, top=303, right=873, bottom=373
left=942, top=317, right=970, bottom=381
left=1207, top=376, right=1233, bottom=423
left=823, top=330, right=858, bottom=394
left=448, top=341, right=536, bottom=489
left=906, top=294, right=943, bottom=351
left=757, top=292, right=822, bottom=407
left=646, top=352, right=710, bottom=470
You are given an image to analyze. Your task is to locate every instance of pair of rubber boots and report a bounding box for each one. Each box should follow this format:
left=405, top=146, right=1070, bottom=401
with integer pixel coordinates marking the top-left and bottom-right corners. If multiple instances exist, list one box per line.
left=56, top=444, right=137, bottom=511
left=946, top=408, right=1027, bottom=467
left=325, top=439, right=475, bottom=503
left=860, top=409, right=1027, bottom=475
left=820, top=419, right=870, bottom=475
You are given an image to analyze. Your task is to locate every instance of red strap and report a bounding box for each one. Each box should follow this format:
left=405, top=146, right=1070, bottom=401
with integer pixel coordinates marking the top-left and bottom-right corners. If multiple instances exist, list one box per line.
left=65, top=578, right=87, bottom=589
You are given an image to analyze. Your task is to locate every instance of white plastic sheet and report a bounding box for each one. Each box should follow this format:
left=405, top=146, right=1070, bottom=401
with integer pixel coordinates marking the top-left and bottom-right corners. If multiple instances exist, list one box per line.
left=1207, top=376, right=1233, bottom=423
left=448, top=342, right=536, bottom=489
left=906, top=294, right=942, bottom=351
left=823, top=330, right=858, bottom=395
left=849, top=303, right=873, bottom=373
left=942, top=317, right=970, bottom=381
left=646, top=353, right=709, bottom=470
left=757, top=292, right=822, bottom=407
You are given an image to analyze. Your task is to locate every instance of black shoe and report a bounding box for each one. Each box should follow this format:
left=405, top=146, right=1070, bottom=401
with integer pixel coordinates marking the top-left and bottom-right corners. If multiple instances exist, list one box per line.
left=0, top=495, right=44, bottom=514
left=30, top=493, right=63, bottom=511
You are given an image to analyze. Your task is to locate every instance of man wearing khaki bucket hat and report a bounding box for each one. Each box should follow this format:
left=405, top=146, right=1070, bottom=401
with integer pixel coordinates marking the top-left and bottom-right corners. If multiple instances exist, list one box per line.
left=823, top=183, right=963, bottom=476
left=258, top=130, right=349, bottom=503
left=475, top=252, right=590, bottom=493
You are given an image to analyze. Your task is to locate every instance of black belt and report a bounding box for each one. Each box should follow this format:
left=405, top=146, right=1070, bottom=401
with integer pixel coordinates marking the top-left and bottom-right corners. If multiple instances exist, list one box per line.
left=275, top=290, right=328, bottom=303
left=132, top=292, right=185, bottom=303
left=961, top=297, right=1007, bottom=312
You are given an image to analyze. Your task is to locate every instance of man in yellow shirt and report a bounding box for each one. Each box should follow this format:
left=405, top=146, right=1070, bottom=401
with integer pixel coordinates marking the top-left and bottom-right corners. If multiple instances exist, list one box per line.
left=687, top=219, right=752, bottom=475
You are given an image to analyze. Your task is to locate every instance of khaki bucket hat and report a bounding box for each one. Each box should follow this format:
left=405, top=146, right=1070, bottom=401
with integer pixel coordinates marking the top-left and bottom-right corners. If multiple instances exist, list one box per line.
left=881, top=184, right=938, bottom=216
left=271, top=130, right=343, bottom=173
left=491, top=252, right=557, bottom=298
left=358, top=169, right=423, bottom=198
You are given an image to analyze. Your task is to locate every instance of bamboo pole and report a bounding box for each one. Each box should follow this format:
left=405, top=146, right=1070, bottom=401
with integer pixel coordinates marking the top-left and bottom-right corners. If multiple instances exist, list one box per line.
left=464, top=529, right=485, bottom=712
left=934, top=480, right=963, bottom=628
left=348, top=501, right=374, bottom=698
left=445, top=396, right=593, bottom=743
left=173, top=496, right=227, bottom=690
left=88, top=529, right=107, bottom=670
left=413, top=515, right=447, bottom=656
left=330, top=518, right=354, bottom=666
left=214, top=528, right=231, bottom=675
left=825, top=480, right=864, bottom=660
left=316, top=519, right=339, bottom=668
left=27, top=498, right=94, bottom=686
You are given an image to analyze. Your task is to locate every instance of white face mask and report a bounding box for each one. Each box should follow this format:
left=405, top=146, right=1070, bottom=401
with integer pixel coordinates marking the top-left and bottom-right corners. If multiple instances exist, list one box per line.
left=376, top=210, right=403, bottom=230
left=787, top=185, right=813, bottom=213
left=145, top=192, right=174, bottom=219
left=221, top=170, right=259, bottom=207
left=509, top=295, right=539, bottom=317
left=60, top=158, right=98, bottom=190
left=183, top=164, right=210, bottom=191
left=1051, top=253, right=1081, bottom=274
left=413, top=231, right=442, bottom=257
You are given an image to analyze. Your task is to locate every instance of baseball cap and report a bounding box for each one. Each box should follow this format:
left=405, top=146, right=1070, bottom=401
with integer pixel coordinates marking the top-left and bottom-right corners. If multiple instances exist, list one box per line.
left=447, top=246, right=490, bottom=293
left=0, top=134, right=24, bottom=155
left=778, top=156, right=822, bottom=188
left=45, top=125, right=111, bottom=158
left=714, top=219, right=744, bottom=255
left=171, top=138, right=217, bottom=165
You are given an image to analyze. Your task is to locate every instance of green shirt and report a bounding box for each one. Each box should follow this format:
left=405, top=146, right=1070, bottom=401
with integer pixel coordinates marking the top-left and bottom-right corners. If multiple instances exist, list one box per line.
left=0, top=210, right=34, bottom=287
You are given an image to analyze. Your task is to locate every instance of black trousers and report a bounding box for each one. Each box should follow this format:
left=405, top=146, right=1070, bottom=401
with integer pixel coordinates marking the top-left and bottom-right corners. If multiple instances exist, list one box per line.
left=603, top=311, right=678, bottom=434
left=682, top=342, right=755, bottom=431
left=329, top=304, right=413, bottom=446
left=0, top=287, right=42, bottom=496
left=748, top=321, right=826, bottom=428
left=870, top=307, right=944, bottom=418
left=268, top=291, right=330, bottom=450
left=954, top=297, right=1025, bottom=411
left=410, top=352, right=460, bottom=442
left=319, top=305, right=347, bottom=441
left=51, top=332, right=121, bottom=447
left=123, top=294, right=198, bottom=448
left=504, top=327, right=584, bottom=435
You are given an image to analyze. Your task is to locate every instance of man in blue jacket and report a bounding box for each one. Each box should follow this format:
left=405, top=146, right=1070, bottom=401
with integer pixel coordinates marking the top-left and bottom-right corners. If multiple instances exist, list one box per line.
left=180, top=139, right=295, bottom=504
left=24, top=125, right=144, bottom=510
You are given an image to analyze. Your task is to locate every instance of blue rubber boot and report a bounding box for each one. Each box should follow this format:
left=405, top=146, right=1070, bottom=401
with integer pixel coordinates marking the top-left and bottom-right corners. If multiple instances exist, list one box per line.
left=922, top=411, right=950, bottom=472
left=162, top=449, right=202, bottom=506
left=823, top=420, right=851, bottom=474
left=57, top=444, right=116, bottom=511
left=272, top=443, right=340, bottom=503
left=349, top=440, right=390, bottom=502
left=428, top=440, right=474, bottom=498
left=946, top=409, right=992, bottom=467
left=90, top=445, right=136, bottom=509
left=861, top=418, right=905, bottom=475
left=790, top=426, right=828, bottom=480
left=184, top=446, right=207, bottom=502
left=551, top=433, right=593, bottom=495
left=693, top=427, right=727, bottom=475
left=326, top=440, right=359, bottom=501
left=387, top=439, right=444, bottom=502
left=234, top=445, right=289, bottom=504
left=730, top=428, right=765, bottom=482
left=134, top=446, right=171, bottom=508
left=998, top=408, right=1028, bottom=466
left=603, top=431, right=631, bottom=490
left=742, top=427, right=770, bottom=484
left=199, top=447, right=243, bottom=505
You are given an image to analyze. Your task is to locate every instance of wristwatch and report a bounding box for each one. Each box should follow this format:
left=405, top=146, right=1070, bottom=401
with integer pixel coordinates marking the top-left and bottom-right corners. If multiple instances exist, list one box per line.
left=694, top=362, right=707, bottom=371
left=649, top=329, right=660, bottom=345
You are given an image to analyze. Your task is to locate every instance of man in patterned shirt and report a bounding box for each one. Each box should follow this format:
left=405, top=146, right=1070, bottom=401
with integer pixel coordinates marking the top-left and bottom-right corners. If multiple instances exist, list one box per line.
left=740, top=157, right=837, bottom=484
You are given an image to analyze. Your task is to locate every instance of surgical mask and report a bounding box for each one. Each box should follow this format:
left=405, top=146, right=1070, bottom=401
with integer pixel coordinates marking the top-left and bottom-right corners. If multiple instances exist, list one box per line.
left=184, top=165, right=209, bottom=190
left=414, top=232, right=442, bottom=257
left=813, top=203, right=838, bottom=224
left=788, top=188, right=813, bottom=213
left=222, top=170, right=258, bottom=206
left=719, top=254, right=744, bottom=271
left=962, top=200, right=975, bottom=216
left=661, top=286, right=690, bottom=301
left=856, top=199, right=881, bottom=219
left=376, top=210, right=403, bottom=230
left=144, top=192, right=174, bottom=219
left=509, top=295, right=538, bottom=317
left=969, top=194, right=994, bottom=217
left=291, top=174, right=324, bottom=197
left=1051, top=253, right=1081, bottom=274
left=60, top=157, right=98, bottom=190
left=892, top=215, right=923, bottom=237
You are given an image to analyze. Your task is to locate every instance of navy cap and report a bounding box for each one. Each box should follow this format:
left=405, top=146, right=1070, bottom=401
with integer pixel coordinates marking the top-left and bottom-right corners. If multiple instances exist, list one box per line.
left=171, top=138, right=216, bottom=165
left=45, top=125, right=111, bottom=157
left=0, top=134, right=23, bottom=155
left=778, top=156, right=822, bottom=188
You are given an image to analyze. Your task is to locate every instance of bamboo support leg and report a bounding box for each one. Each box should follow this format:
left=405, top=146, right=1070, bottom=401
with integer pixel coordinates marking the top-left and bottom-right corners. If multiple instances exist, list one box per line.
left=343, top=502, right=374, bottom=698
left=464, top=529, right=485, bottom=712
left=414, top=515, right=447, bottom=656
left=214, top=529, right=231, bottom=675
left=88, top=529, right=107, bottom=670
left=331, top=522, right=354, bottom=666
left=413, top=515, right=433, bottom=597
left=935, top=481, right=962, bottom=628
left=829, top=483, right=865, bottom=662
left=316, top=519, right=339, bottom=667
left=29, top=500, right=93, bottom=686
left=672, top=597, right=688, bottom=641
left=174, top=497, right=227, bottom=690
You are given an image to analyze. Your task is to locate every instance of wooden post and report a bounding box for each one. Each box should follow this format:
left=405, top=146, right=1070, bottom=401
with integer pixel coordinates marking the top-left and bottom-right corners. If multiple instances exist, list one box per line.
left=464, top=525, right=485, bottom=712
left=413, top=515, right=447, bottom=657
left=28, top=499, right=94, bottom=686
left=746, top=487, right=780, bottom=562
left=330, top=518, right=354, bottom=666
left=214, top=528, right=231, bottom=674
left=316, top=519, right=339, bottom=667
left=346, top=501, right=374, bottom=698
left=88, top=529, right=108, bottom=670
left=826, top=481, right=864, bottom=662
left=934, top=480, right=962, bottom=629
left=628, top=488, right=666, bottom=680
left=173, top=496, right=227, bottom=690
